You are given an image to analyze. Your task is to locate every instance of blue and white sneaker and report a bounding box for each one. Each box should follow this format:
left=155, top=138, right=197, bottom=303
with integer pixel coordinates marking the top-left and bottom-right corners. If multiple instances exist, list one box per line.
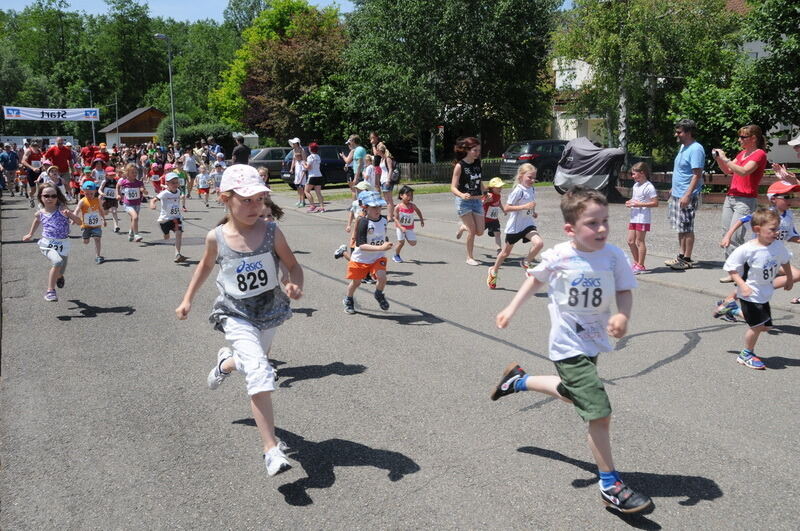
left=207, top=347, right=234, bottom=389
left=737, top=351, right=765, bottom=370
left=713, top=300, right=739, bottom=321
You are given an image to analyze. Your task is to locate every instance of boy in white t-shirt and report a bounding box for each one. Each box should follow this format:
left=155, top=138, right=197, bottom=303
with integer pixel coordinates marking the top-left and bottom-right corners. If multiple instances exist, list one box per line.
left=210, top=162, right=225, bottom=204
left=722, top=207, right=792, bottom=370
left=490, top=186, right=652, bottom=515
left=625, top=162, right=658, bottom=273
left=149, top=172, right=187, bottom=263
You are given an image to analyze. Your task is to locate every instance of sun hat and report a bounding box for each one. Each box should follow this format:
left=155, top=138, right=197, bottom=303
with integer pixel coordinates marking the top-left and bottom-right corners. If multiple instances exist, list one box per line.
left=219, top=164, right=270, bottom=197
left=361, top=191, right=387, bottom=207
left=163, top=163, right=174, bottom=171
left=81, top=181, right=98, bottom=190
left=354, top=181, right=373, bottom=191
left=288, top=137, right=301, bottom=146
left=487, top=177, right=505, bottom=189
left=164, top=172, right=180, bottom=181
left=65, top=142, right=72, bottom=147
left=788, top=133, right=800, bottom=147
left=767, top=180, right=800, bottom=198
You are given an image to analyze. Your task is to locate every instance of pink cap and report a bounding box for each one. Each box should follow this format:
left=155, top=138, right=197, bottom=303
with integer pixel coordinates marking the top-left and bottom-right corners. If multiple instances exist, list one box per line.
left=220, top=165, right=270, bottom=197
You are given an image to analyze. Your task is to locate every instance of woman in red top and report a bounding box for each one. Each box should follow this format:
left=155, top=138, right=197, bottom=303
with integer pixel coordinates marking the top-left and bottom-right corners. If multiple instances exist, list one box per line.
left=713, top=124, right=768, bottom=278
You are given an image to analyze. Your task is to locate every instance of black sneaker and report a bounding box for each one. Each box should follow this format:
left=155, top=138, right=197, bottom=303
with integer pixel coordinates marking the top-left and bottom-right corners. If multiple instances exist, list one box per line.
left=600, top=481, right=653, bottom=514
left=374, top=290, right=390, bottom=311
left=56, top=276, right=65, bottom=289
left=333, top=244, right=347, bottom=259
left=343, top=297, right=355, bottom=315
left=490, top=363, right=527, bottom=401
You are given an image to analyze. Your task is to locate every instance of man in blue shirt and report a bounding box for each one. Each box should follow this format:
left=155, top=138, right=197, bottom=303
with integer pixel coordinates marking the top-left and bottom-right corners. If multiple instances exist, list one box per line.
left=0, top=143, right=20, bottom=196
left=666, top=119, right=705, bottom=270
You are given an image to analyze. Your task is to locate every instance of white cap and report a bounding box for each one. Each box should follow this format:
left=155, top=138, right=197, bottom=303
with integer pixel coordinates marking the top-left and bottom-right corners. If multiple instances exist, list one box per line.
left=164, top=172, right=180, bottom=181
left=65, top=142, right=72, bottom=147
left=288, top=137, right=301, bottom=146
left=788, top=133, right=800, bottom=147
left=219, top=165, right=270, bottom=197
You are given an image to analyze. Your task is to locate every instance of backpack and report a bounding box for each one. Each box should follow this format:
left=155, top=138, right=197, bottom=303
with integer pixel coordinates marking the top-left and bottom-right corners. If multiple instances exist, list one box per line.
left=389, top=159, right=400, bottom=184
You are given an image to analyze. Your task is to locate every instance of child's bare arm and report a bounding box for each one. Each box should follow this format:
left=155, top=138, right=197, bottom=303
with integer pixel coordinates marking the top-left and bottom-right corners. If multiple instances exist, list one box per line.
left=607, top=290, right=632, bottom=338
left=22, top=212, right=41, bottom=241
left=782, top=262, right=793, bottom=291
left=720, top=219, right=744, bottom=247
left=413, top=204, right=425, bottom=226
left=496, top=275, right=545, bottom=328
left=728, top=271, right=751, bottom=298
left=176, top=230, right=218, bottom=319
left=63, top=208, right=83, bottom=225
left=273, top=227, right=303, bottom=299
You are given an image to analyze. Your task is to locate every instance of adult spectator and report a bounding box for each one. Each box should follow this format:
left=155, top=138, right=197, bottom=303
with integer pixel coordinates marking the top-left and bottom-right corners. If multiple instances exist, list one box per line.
left=182, top=147, right=198, bottom=197
left=21, top=140, right=44, bottom=207
left=207, top=136, right=223, bottom=159
left=375, top=142, right=396, bottom=221
left=771, top=133, right=800, bottom=183
left=712, top=124, right=768, bottom=282
left=284, top=137, right=304, bottom=184
left=95, top=142, right=110, bottom=163
left=369, top=131, right=381, bottom=155
left=665, top=119, right=705, bottom=270
left=450, top=136, right=485, bottom=266
left=44, top=137, right=72, bottom=184
left=0, top=142, right=20, bottom=196
left=342, top=135, right=366, bottom=194
left=231, top=135, right=250, bottom=165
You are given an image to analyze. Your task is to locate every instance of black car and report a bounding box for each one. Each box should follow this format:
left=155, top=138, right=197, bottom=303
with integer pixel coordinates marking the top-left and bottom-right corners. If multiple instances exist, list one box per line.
left=280, top=145, right=348, bottom=188
left=500, top=140, right=568, bottom=181
left=249, top=147, right=292, bottom=178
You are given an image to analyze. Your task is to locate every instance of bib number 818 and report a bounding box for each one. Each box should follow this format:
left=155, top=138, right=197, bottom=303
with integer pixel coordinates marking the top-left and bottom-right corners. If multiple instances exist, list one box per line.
left=236, top=270, right=269, bottom=292
left=568, top=287, right=603, bottom=308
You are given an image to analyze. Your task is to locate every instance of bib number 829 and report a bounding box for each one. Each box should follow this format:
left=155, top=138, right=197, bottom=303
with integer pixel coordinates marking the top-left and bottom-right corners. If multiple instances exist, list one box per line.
left=568, top=287, right=603, bottom=308
left=236, top=269, right=269, bottom=292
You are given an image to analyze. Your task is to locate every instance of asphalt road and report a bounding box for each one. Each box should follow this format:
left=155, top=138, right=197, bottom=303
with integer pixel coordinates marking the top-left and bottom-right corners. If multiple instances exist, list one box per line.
left=1, top=186, right=798, bottom=530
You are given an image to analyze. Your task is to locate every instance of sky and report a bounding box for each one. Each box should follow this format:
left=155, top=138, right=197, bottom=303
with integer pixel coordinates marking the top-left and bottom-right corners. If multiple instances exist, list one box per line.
left=14, top=0, right=355, bottom=22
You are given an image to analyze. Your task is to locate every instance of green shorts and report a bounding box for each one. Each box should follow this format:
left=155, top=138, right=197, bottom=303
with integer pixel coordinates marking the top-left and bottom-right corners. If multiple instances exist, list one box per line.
left=554, top=355, right=611, bottom=422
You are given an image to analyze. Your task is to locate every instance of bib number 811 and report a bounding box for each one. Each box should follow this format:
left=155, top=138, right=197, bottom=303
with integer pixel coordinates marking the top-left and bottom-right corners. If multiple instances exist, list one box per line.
left=236, top=269, right=269, bottom=292
left=568, top=287, right=603, bottom=308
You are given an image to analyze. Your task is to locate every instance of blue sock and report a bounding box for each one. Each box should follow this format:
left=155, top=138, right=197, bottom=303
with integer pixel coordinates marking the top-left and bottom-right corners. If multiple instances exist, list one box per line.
left=742, top=348, right=754, bottom=356
left=513, top=374, right=529, bottom=392
left=599, top=470, right=621, bottom=490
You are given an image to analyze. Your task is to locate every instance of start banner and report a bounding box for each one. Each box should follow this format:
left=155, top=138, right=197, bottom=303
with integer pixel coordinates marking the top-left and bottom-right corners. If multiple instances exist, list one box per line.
left=3, top=106, right=99, bottom=121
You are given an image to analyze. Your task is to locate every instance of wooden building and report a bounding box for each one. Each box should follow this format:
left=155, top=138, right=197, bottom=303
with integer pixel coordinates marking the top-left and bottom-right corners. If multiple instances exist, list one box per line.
left=99, top=107, right=166, bottom=147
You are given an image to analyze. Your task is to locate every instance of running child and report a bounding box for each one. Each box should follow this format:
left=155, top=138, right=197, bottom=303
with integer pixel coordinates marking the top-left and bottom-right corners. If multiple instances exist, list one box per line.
left=173, top=159, right=188, bottom=211
left=714, top=180, right=800, bottom=319
left=175, top=164, right=303, bottom=476
left=196, top=164, right=213, bottom=207
left=74, top=181, right=107, bottom=264
left=490, top=186, right=652, bottom=514
left=22, top=184, right=83, bottom=301
left=149, top=162, right=164, bottom=194
left=343, top=191, right=391, bottom=314
left=487, top=163, right=543, bottom=290
left=333, top=182, right=372, bottom=261
left=392, top=185, right=425, bottom=263
left=117, top=163, right=148, bottom=242
left=39, top=165, right=67, bottom=199
left=150, top=172, right=187, bottom=263
left=625, top=162, right=658, bottom=273
left=721, top=207, right=792, bottom=370
left=483, top=177, right=506, bottom=254
left=99, top=166, right=121, bottom=233
left=210, top=162, right=224, bottom=204
left=90, top=158, right=106, bottom=182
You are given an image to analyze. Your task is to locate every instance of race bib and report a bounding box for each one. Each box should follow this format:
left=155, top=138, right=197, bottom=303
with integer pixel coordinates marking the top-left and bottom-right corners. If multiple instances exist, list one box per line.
left=125, top=188, right=140, bottom=200
left=85, top=210, right=101, bottom=227
left=32, top=160, right=41, bottom=168
left=220, top=251, right=279, bottom=299
left=399, top=213, right=414, bottom=226
left=103, top=187, right=116, bottom=198
left=487, top=206, right=500, bottom=219
left=552, top=270, right=614, bottom=314
left=38, top=237, right=70, bottom=257
left=168, top=204, right=180, bottom=216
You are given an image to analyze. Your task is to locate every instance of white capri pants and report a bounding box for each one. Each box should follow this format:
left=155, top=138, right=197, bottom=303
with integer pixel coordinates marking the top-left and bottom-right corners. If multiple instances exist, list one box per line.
left=221, top=315, right=277, bottom=396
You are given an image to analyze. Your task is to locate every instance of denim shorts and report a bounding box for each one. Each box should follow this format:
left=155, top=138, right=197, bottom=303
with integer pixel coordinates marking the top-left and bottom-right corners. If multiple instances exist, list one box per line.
left=455, top=197, right=483, bottom=217
left=124, top=204, right=140, bottom=214
left=81, top=227, right=102, bottom=239
left=381, top=182, right=394, bottom=193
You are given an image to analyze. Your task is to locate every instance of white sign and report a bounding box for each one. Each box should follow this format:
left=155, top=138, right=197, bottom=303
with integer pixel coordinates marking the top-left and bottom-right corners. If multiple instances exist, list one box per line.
left=3, top=106, right=100, bottom=121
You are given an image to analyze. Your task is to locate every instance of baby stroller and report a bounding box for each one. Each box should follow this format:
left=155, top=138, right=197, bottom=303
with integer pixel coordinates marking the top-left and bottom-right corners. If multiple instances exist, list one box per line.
left=553, top=137, right=625, bottom=198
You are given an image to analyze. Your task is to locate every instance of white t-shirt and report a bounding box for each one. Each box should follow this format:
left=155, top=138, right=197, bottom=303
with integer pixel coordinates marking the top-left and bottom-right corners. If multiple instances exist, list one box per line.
left=629, top=181, right=657, bottom=224
left=363, top=165, right=378, bottom=190
left=306, top=153, right=322, bottom=177
left=350, top=216, right=388, bottom=264
left=723, top=239, right=790, bottom=303
left=196, top=172, right=212, bottom=189
left=293, top=159, right=307, bottom=185
left=531, top=241, right=637, bottom=361
left=504, top=184, right=536, bottom=235
left=379, top=158, right=390, bottom=185
left=210, top=170, right=224, bottom=187
left=156, top=189, right=182, bottom=222
left=182, top=155, right=197, bottom=172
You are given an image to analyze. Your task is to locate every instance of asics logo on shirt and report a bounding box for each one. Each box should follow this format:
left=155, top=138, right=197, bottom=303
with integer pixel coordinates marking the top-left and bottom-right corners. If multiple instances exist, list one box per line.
left=571, top=273, right=602, bottom=287
left=236, top=259, right=264, bottom=273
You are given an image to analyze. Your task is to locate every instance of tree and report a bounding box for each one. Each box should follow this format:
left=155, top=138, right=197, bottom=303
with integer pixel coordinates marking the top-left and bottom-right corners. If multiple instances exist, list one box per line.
left=553, top=0, right=741, bottom=159
left=223, top=0, right=270, bottom=33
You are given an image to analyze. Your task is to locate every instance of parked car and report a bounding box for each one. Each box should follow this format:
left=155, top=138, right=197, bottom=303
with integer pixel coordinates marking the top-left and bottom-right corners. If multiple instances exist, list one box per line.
left=499, top=140, right=568, bottom=181
left=280, top=144, right=349, bottom=188
left=249, top=147, right=292, bottom=180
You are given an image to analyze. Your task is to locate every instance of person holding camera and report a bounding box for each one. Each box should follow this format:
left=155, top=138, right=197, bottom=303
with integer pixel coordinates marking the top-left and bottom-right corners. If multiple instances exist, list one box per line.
left=712, top=124, right=768, bottom=282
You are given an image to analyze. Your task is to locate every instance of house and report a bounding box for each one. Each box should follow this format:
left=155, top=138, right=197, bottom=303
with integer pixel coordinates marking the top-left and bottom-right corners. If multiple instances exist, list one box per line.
left=98, top=107, right=166, bottom=147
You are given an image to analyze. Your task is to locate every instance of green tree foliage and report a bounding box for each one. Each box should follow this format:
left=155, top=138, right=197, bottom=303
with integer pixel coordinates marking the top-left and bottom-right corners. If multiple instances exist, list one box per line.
left=554, top=0, right=741, bottom=157
left=242, top=5, right=345, bottom=140
left=223, top=0, right=271, bottom=33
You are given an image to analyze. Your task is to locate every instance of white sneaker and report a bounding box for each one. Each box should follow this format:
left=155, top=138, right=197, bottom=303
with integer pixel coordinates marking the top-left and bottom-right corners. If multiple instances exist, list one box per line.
left=264, top=445, right=292, bottom=476
left=207, top=347, right=233, bottom=390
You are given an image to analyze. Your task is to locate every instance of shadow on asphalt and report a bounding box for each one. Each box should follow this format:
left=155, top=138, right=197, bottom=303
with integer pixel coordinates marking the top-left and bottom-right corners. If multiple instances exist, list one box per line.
left=56, top=299, right=135, bottom=320
left=273, top=360, right=367, bottom=388
left=100, top=257, right=139, bottom=263
left=357, top=308, right=445, bottom=326
left=386, top=279, right=417, bottom=287
left=291, top=307, right=317, bottom=317
left=518, top=446, right=723, bottom=528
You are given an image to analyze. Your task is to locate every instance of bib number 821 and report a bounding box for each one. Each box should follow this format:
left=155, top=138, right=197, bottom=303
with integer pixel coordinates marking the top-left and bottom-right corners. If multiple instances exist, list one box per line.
left=568, top=287, right=603, bottom=308
left=236, top=269, right=269, bottom=292
left=48, top=242, right=64, bottom=253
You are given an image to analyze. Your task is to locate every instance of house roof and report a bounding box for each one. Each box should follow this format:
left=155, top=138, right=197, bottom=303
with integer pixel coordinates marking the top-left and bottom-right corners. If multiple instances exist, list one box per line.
left=98, top=107, right=165, bottom=133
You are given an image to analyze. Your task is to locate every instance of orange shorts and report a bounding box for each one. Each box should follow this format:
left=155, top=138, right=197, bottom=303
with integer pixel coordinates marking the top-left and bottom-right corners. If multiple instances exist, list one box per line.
left=346, top=257, right=387, bottom=280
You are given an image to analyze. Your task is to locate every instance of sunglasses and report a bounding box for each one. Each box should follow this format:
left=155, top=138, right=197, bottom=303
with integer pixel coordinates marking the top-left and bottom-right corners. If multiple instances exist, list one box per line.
left=738, top=135, right=751, bottom=139
left=774, top=194, right=794, bottom=200
left=41, top=194, right=58, bottom=198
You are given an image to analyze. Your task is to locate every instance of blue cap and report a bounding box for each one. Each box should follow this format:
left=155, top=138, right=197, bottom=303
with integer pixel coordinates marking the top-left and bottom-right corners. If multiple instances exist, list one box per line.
left=81, top=181, right=98, bottom=190
left=361, top=191, right=387, bottom=207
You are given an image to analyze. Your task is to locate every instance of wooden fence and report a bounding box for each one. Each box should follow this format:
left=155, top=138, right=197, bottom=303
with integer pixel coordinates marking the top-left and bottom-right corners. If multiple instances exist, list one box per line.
left=398, top=161, right=503, bottom=183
